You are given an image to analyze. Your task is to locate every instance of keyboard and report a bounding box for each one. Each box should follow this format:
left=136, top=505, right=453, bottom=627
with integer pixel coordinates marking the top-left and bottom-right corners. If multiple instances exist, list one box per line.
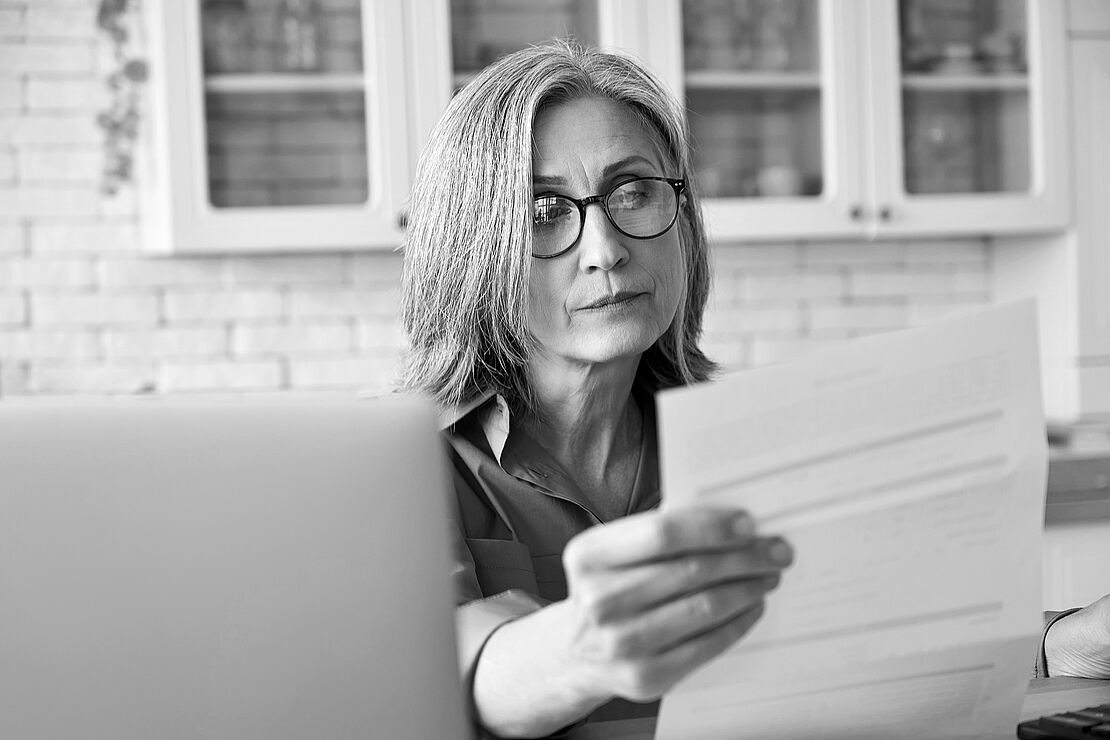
left=1017, top=703, right=1110, bottom=738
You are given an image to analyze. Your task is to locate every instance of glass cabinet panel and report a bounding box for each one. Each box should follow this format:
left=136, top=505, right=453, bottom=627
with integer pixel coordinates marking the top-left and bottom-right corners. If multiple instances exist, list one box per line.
left=450, top=0, right=598, bottom=88
left=199, top=0, right=369, bottom=208
left=899, top=0, right=1030, bottom=195
left=682, top=0, right=822, bottom=199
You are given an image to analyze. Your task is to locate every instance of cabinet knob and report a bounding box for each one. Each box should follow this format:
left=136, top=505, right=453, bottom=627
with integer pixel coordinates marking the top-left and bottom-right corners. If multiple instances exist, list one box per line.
left=849, top=204, right=864, bottom=221
left=878, top=205, right=892, bottom=222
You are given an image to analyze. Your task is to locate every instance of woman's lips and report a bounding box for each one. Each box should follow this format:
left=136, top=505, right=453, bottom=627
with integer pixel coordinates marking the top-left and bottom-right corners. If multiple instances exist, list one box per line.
left=580, top=292, right=645, bottom=310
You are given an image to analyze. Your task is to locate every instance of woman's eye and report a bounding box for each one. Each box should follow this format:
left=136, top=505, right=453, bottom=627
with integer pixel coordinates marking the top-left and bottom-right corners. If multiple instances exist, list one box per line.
left=534, top=198, right=573, bottom=226
left=611, top=188, right=648, bottom=209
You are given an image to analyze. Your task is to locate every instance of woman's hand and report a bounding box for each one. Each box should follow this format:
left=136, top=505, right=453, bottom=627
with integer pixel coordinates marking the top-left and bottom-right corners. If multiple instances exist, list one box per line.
left=557, top=506, right=791, bottom=702
left=1045, top=594, right=1110, bottom=679
left=472, top=507, right=791, bottom=737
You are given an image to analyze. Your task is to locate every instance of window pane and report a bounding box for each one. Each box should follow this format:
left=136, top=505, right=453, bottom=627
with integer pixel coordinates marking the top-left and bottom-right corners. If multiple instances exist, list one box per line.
left=683, top=0, right=819, bottom=73
left=682, top=1, right=823, bottom=200
left=199, top=0, right=370, bottom=208
left=451, top=0, right=599, bottom=76
left=687, top=89, right=823, bottom=199
left=903, top=90, right=1029, bottom=195
left=206, top=91, right=369, bottom=208
left=899, top=0, right=1030, bottom=195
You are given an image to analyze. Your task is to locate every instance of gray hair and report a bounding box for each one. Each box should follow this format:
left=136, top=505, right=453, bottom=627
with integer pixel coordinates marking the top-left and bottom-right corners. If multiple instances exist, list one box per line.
left=399, top=39, right=717, bottom=413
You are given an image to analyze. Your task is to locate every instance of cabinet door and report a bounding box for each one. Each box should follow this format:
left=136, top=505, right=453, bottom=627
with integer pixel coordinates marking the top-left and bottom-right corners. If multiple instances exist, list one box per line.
left=615, top=0, right=866, bottom=241
left=145, top=1, right=410, bottom=253
left=449, top=0, right=601, bottom=90
left=867, top=0, right=1069, bottom=237
left=410, top=0, right=606, bottom=171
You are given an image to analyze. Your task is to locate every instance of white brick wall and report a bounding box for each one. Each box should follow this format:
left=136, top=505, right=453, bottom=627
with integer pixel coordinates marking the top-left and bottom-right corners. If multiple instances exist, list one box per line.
left=0, top=256, right=96, bottom=288
left=26, top=6, right=97, bottom=38
left=288, top=355, right=400, bottom=393
left=26, top=78, right=111, bottom=111
left=0, top=328, right=100, bottom=359
left=0, top=9, right=23, bottom=35
left=103, top=326, right=228, bottom=359
left=232, top=322, right=354, bottom=355
left=19, top=148, right=101, bottom=183
left=32, top=291, right=160, bottom=326
left=0, top=293, right=28, bottom=325
left=0, top=187, right=99, bottom=219
left=0, top=113, right=101, bottom=145
left=0, top=226, right=24, bottom=254
left=0, top=43, right=95, bottom=74
left=0, top=151, right=17, bottom=182
left=160, top=359, right=284, bottom=393
left=702, top=238, right=994, bottom=372
left=224, top=255, right=347, bottom=285
left=0, top=0, right=994, bottom=398
left=163, top=289, right=284, bottom=322
left=32, top=221, right=139, bottom=253
left=97, top=256, right=224, bottom=287
left=31, top=359, right=157, bottom=395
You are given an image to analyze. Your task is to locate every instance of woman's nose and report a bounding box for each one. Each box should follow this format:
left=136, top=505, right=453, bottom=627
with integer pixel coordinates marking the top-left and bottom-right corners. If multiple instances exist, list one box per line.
left=576, top=203, right=629, bottom=272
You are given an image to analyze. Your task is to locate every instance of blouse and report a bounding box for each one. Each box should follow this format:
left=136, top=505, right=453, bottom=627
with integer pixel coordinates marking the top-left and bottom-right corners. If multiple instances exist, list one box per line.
left=438, top=391, right=1073, bottom=735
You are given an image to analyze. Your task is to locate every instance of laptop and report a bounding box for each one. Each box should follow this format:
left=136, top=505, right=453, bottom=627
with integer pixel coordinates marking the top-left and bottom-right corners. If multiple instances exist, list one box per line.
left=0, top=397, right=472, bottom=740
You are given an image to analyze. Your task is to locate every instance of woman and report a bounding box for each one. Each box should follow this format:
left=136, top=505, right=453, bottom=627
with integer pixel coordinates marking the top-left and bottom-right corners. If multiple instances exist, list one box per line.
left=401, top=40, right=792, bottom=737
left=400, top=40, right=1109, bottom=738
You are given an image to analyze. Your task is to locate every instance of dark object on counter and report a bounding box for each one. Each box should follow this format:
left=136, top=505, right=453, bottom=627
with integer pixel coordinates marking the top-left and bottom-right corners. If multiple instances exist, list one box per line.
left=1046, top=455, right=1110, bottom=525
left=1045, top=420, right=1110, bottom=525
left=1016, top=702, right=1110, bottom=738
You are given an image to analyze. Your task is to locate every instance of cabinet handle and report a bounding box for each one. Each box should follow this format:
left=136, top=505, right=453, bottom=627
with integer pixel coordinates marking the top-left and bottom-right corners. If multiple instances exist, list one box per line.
left=396, top=210, right=409, bottom=231
left=878, top=205, right=892, bottom=222
left=849, top=204, right=864, bottom=221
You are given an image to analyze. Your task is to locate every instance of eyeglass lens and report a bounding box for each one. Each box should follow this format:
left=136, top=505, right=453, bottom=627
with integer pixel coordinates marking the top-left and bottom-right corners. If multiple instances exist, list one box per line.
left=532, top=178, right=679, bottom=257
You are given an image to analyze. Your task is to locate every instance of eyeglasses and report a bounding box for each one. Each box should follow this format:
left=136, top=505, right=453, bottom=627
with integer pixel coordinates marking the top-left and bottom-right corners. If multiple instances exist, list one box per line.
left=531, top=176, right=685, bottom=259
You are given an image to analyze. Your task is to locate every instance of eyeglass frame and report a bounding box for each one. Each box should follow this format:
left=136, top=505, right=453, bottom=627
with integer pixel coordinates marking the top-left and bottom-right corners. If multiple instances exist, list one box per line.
left=531, top=176, right=686, bottom=259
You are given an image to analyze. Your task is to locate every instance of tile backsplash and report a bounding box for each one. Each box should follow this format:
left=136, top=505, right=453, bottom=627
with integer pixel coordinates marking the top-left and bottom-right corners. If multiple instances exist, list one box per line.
left=0, top=0, right=992, bottom=398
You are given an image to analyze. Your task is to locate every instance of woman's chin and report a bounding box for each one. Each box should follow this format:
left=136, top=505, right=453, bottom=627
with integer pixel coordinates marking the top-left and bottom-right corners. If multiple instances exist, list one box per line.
left=564, top=329, right=661, bottom=366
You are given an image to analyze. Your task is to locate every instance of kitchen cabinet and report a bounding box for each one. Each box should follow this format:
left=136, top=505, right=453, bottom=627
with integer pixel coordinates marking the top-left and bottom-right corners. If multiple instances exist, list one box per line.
left=144, top=0, right=607, bottom=253
left=144, top=0, right=429, bottom=253
left=611, top=0, right=1070, bottom=240
left=146, top=0, right=1070, bottom=253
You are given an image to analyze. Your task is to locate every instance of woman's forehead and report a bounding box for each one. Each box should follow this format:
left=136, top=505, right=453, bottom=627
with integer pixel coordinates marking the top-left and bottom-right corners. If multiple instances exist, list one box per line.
left=531, top=97, right=668, bottom=178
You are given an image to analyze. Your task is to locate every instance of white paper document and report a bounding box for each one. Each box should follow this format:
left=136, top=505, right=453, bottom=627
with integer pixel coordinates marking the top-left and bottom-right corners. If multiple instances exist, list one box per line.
left=655, top=301, right=1047, bottom=740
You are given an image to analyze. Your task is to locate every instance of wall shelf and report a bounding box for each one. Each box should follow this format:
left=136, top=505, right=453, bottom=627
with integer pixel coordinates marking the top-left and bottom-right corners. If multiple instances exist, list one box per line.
left=203, top=73, right=366, bottom=94
left=684, top=70, right=821, bottom=90
left=902, top=73, right=1029, bottom=92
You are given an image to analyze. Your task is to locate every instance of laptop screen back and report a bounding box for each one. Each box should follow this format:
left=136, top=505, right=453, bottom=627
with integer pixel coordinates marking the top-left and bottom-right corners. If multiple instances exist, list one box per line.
left=0, top=398, right=471, bottom=740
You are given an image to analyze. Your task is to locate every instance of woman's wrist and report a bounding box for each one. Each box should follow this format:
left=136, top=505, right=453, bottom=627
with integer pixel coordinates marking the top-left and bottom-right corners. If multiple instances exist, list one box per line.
left=1044, top=605, right=1110, bottom=679
left=472, top=601, right=612, bottom=738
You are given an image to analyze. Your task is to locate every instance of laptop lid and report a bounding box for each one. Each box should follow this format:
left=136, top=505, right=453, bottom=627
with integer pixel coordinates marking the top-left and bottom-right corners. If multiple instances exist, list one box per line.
left=0, top=397, right=471, bottom=740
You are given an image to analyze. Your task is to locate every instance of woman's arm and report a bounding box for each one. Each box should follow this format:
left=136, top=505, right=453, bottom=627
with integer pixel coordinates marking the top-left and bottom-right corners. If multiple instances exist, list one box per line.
left=1044, top=593, right=1110, bottom=678
left=471, top=507, right=792, bottom=738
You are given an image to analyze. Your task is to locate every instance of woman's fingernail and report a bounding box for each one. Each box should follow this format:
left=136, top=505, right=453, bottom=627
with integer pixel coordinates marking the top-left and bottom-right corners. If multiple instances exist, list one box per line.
left=733, top=515, right=755, bottom=538
left=767, top=539, right=794, bottom=565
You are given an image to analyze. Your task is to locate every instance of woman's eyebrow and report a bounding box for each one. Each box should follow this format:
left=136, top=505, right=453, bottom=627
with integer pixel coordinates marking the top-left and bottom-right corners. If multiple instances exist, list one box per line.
left=600, top=155, right=658, bottom=180
left=532, top=173, right=567, bottom=188
left=532, top=155, right=660, bottom=189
